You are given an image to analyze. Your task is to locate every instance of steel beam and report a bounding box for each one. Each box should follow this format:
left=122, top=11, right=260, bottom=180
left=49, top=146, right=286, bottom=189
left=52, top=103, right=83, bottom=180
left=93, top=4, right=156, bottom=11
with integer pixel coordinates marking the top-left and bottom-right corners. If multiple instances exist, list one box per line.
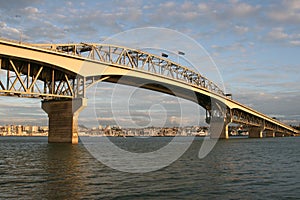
left=0, top=57, right=75, bottom=99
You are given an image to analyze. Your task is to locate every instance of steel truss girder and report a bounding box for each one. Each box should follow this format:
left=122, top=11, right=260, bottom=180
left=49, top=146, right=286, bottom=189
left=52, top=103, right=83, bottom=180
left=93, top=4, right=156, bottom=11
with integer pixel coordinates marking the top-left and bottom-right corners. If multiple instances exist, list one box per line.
left=33, top=43, right=225, bottom=96
left=0, top=57, right=81, bottom=99
left=229, top=108, right=292, bottom=133
left=231, top=109, right=263, bottom=127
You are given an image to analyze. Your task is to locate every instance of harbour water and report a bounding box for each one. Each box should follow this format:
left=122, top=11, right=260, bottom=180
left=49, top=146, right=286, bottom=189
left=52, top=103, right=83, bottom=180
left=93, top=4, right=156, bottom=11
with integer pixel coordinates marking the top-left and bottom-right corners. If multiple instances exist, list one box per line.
left=0, top=136, right=299, bottom=199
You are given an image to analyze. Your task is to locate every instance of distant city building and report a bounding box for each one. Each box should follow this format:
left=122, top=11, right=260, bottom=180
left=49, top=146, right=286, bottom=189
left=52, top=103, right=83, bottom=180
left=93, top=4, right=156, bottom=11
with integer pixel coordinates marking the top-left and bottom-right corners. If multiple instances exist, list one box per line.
left=0, top=125, right=48, bottom=136
left=2, top=123, right=284, bottom=137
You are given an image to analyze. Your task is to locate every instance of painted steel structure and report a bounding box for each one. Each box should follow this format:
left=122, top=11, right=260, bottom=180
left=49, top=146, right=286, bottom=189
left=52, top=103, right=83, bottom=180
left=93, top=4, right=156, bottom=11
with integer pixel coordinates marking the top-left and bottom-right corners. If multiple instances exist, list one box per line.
left=0, top=38, right=298, bottom=137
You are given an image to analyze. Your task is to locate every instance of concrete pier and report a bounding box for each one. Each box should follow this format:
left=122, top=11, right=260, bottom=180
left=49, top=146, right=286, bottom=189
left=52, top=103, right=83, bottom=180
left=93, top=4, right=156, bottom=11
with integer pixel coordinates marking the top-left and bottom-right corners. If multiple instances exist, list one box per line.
left=275, top=132, right=285, bottom=137
left=42, top=98, right=87, bottom=144
left=248, top=127, right=263, bottom=138
left=265, top=130, right=275, bottom=138
left=210, top=119, right=229, bottom=139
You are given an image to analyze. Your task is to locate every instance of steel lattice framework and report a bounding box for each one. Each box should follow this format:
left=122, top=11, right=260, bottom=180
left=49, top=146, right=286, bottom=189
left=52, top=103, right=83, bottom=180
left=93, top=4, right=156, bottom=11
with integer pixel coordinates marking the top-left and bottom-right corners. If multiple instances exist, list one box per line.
left=230, top=109, right=289, bottom=133
left=33, top=43, right=225, bottom=96
left=0, top=56, right=88, bottom=99
left=0, top=39, right=225, bottom=99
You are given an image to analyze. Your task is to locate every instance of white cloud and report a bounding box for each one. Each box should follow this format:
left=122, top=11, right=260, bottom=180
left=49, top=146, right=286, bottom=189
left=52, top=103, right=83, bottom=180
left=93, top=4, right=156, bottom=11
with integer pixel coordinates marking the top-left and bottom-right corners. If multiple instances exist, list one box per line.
left=264, top=27, right=300, bottom=46
left=290, top=40, right=300, bottom=46
left=0, top=22, right=19, bottom=33
left=230, top=2, right=261, bottom=17
left=160, top=1, right=176, bottom=9
left=267, top=0, right=300, bottom=23
left=211, top=42, right=247, bottom=53
left=22, top=6, right=39, bottom=15
left=235, top=91, right=300, bottom=122
left=0, top=21, right=23, bottom=40
left=267, top=27, right=289, bottom=40
left=0, top=0, right=40, bottom=10
left=198, top=3, right=209, bottom=11
left=0, top=97, right=47, bottom=125
left=234, top=25, right=249, bottom=34
left=66, top=1, right=72, bottom=7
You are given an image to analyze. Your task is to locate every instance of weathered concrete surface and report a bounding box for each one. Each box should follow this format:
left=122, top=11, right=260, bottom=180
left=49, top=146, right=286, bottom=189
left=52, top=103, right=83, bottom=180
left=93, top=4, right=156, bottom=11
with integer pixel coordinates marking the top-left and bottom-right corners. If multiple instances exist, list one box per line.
left=248, top=127, right=263, bottom=138
left=265, top=130, right=275, bottom=138
left=210, top=119, right=229, bottom=139
left=42, top=98, right=87, bottom=144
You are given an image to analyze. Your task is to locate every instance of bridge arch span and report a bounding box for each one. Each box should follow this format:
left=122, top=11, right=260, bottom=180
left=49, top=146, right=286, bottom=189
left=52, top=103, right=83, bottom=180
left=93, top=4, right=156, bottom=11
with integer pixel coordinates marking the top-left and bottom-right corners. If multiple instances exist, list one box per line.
left=0, top=39, right=227, bottom=109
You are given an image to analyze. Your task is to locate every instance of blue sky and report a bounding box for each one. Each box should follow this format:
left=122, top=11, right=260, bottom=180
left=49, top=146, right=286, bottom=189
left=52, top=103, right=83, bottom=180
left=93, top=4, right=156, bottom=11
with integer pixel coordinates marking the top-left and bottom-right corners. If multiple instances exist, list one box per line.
left=0, top=0, right=299, bottom=127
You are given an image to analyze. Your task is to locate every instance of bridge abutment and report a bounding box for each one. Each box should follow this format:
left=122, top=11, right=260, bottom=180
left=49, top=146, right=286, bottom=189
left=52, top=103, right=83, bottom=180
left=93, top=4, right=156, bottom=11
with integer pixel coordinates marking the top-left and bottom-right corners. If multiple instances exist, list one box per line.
left=248, top=127, right=264, bottom=138
left=42, top=98, right=87, bottom=144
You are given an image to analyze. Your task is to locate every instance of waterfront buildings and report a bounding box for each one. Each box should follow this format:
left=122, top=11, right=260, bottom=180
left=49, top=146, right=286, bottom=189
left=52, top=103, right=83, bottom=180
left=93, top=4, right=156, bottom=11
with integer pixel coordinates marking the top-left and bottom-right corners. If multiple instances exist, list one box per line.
left=0, top=125, right=48, bottom=136
left=3, top=124, right=297, bottom=137
left=81, top=125, right=210, bottom=137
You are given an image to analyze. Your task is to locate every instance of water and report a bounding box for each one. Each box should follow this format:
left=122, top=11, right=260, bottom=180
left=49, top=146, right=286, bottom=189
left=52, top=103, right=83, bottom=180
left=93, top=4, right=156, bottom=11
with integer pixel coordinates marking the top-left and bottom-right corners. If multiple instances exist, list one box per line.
left=0, top=136, right=299, bottom=199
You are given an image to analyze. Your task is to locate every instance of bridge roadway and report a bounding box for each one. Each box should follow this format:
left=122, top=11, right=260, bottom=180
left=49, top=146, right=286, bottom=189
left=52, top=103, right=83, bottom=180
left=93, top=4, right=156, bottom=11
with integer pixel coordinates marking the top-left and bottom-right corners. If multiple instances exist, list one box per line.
left=0, top=38, right=298, bottom=143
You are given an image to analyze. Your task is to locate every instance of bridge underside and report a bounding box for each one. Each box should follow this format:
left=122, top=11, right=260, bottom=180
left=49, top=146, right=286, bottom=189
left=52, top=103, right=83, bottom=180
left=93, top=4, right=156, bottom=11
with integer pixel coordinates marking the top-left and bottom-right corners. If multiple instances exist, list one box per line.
left=103, top=75, right=214, bottom=110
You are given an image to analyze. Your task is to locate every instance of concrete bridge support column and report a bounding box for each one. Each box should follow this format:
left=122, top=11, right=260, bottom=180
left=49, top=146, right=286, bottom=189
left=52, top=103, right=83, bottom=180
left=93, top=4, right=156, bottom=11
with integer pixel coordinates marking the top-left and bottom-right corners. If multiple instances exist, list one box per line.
left=275, top=132, right=285, bottom=137
left=210, top=119, right=229, bottom=139
left=42, top=98, right=87, bottom=144
left=265, top=130, right=275, bottom=137
left=248, top=127, right=264, bottom=138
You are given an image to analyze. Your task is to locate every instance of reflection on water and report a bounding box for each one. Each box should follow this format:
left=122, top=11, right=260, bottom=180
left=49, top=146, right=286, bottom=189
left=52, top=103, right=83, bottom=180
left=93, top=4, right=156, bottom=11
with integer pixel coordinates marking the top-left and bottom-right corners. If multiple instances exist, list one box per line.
left=43, top=144, right=87, bottom=199
left=0, top=136, right=299, bottom=199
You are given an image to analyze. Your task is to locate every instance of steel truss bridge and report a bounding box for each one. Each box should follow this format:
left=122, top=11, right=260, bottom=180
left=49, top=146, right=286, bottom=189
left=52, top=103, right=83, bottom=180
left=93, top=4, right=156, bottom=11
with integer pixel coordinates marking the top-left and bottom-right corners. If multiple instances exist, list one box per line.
left=0, top=38, right=298, bottom=140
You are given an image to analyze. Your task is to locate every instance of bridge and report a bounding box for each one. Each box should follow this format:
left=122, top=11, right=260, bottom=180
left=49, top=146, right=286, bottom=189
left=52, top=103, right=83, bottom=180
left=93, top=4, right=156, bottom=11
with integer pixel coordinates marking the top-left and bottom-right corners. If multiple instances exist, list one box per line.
left=0, top=38, right=298, bottom=143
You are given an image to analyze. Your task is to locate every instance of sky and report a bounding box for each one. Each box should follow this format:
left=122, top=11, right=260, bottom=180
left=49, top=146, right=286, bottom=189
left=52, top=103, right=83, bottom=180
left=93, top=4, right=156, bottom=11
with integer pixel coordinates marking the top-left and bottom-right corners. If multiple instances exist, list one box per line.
left=0, top=0, right=299, bottom=127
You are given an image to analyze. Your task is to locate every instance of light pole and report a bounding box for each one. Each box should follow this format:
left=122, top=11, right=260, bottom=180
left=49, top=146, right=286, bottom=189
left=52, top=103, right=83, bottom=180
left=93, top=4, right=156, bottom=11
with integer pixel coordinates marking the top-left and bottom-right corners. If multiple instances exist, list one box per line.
left=177, top=51, right=185, bottom=65
left=161, top=51, right=185, bottom=65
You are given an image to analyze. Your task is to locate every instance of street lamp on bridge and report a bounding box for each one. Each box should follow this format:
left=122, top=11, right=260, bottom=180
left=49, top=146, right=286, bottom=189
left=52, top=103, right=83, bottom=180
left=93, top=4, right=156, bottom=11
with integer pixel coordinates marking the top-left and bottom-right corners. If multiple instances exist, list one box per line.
left=225, top=93, right=232, bottom=99
left=161, top=52, right=168, bottom=58
left=161, top=51, right=186, bottom=65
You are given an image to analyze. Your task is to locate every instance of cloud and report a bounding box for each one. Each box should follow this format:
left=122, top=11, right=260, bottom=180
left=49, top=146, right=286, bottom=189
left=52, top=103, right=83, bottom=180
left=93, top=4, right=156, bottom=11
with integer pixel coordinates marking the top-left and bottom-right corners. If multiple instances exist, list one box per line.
left=0, top=0, right=294, bottom=45
left=0, top=97, right=47, bottom=125
left=0, top=21, right=22, bottom=40
left=80, top=81, right=204, bottom=127
left=0, top=1, right=279, bottom=44
left=224, top=62, right=300, bottom=92
left=234, top=25, right=249, bottom=34
left=267, top=27, right=289, bottom=40
left=234, top=91, right=300, bottom=124
left=21, top=6, right=39, bottom=15
left=211, top=42, right=248, bottom=53
left=229, top=2, right=261, bottom=17
left=289, top=40, right=300, bottom=46
left=267, top=0, right=300, bottom=24
left=0, top=0, right=40, bottom=10
left=198, top=3, right=210, bottom=12
left=263, top=27, right=300, bottom=46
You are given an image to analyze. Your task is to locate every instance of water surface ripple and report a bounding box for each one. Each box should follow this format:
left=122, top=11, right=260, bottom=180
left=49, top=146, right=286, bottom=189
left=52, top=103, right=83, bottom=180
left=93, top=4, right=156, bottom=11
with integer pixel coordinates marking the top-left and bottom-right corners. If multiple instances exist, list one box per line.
left=0, top=136, right=299, bottom=199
